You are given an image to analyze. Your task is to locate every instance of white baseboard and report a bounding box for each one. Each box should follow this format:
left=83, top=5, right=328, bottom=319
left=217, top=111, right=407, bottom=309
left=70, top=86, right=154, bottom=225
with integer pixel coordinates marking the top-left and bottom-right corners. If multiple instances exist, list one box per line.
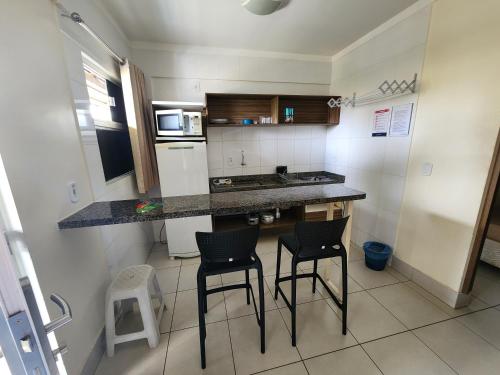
left=391, top=255, right=469, bottom=308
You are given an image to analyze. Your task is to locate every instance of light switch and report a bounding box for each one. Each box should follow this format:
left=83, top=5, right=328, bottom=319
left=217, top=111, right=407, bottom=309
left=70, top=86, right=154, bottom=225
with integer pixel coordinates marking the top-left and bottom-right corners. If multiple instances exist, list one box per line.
left=68, top=181, right=79, bottom=203
left=421, top=162, right=433, bottom=176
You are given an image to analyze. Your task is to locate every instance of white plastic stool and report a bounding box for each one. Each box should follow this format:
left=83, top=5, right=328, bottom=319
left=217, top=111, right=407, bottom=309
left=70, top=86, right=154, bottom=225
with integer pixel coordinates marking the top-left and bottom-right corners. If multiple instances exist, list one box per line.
left=105, top=265, right=165, bottom=357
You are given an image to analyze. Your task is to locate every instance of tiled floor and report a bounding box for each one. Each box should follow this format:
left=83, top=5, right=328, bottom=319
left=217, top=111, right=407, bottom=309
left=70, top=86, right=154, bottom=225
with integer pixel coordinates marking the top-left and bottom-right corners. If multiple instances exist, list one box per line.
left=96, top=238, right=500, bottom=375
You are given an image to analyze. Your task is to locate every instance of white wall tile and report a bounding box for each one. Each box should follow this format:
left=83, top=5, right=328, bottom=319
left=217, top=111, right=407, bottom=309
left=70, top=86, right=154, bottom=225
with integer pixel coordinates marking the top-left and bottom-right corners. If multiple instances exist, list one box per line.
left=311, top=126, right=327, bottom=139
left=277, top=139, right=294, bottom=165
left=222, top=127, right=243, bottom=142
left=379, top=174, right=406, bottom=214
left=242, top=127, right=260, bottom=141
left=310, top=139, right=326, bottom=163
left=222, top=141, right=243, bottom=168
left=209, top=168, right=223, bottom=177
left=294, top=139, right=311, bottom=165
left=295, top=126, right=312, bottom=139
left=242, top=166, right=261, bottom=175
left=260, top=166, right=276, bottom=174
left=241, top=141, right=260, bottom=167
left=310, top=163, right=325, bottom=172
left=259, top=127, right=278, bottom=140
left=223, top=166, right=243, bottom=176
left=207, top=127, right=222, bottom=141
left=207, top=141, right=223, bottom=169
left=383, top=137, right=412, bottom=177
left=260, top=140, right=277, bottom=167
left=277, top=126, right=295, bottom=140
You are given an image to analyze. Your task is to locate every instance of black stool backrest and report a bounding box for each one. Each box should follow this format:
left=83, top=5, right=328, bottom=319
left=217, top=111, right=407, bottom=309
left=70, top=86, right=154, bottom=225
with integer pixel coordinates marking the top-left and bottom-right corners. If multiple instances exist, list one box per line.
left=196, top=226, right=260, bottom=263
left=295, top=217, right=349, bottom=252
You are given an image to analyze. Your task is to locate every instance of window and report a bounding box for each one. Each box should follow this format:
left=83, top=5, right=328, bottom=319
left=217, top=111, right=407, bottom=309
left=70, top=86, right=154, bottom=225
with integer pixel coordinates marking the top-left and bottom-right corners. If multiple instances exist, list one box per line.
left=84, top=66, right=134, bottom=182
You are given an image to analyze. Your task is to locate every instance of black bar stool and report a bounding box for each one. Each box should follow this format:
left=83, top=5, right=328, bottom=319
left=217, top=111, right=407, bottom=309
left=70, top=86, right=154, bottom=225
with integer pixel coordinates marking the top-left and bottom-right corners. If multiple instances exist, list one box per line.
left=195, top=226, right=265, bottom=369
left=274, top=217, right=349, bottom=346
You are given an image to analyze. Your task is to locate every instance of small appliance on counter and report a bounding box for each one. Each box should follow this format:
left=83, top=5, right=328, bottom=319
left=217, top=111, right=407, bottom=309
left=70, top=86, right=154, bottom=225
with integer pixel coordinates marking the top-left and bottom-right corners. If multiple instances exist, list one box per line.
left=260, top=212, right=275, bottom=224
left=276, top=166, right=288, bottom=175
left=153, top=101, right=205, bottom=142
left=247, top=213, right=259, bottom=225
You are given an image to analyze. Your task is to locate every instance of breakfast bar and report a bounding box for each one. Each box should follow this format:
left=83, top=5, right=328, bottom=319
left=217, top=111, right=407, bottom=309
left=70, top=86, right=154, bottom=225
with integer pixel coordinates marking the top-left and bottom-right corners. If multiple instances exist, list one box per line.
left=58, top=183, right=366, bottom=294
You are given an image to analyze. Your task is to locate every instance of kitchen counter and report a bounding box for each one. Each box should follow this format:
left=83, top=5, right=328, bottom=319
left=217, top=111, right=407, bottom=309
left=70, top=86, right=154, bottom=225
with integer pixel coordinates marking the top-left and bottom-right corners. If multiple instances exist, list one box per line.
left=209, top=171, right=344, bottom=193
left=58, top=184, right=366, bottom=229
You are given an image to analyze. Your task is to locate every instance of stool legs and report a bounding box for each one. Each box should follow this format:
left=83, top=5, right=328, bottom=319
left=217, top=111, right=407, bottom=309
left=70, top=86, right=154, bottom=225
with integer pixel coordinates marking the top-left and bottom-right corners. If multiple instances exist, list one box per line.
left=274, top=240, right=282, bottom=300
left=197, top=268, right=207, bottom=369
left=341, top=251, right=348, bottom=335
left=245, top=269, right=251, bottom=305
left=256, top=261, right=266, bottom=353
left=312, top=259, right=318, bottom=293
left=105, top=294, right=116, bottom=357
left=138, top=289, right=160, bottom=349
left=291, top=259, right=298, bottom=347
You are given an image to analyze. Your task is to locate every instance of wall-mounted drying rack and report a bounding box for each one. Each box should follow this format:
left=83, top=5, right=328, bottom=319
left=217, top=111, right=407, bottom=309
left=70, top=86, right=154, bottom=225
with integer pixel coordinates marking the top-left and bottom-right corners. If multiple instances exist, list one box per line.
left=328, top=73, right=418, bottom=108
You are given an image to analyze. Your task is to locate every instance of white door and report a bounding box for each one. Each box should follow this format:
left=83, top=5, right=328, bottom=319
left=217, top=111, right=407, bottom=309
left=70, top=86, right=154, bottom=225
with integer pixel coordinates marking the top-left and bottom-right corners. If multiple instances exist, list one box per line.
left=0, top=156, right=71, bottom=375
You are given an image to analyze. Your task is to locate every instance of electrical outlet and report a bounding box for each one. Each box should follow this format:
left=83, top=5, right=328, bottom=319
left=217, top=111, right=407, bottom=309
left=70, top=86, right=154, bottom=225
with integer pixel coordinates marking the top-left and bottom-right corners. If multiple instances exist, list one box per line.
left=421, top=162, right=433, bottom=176
left=227, top=156, right=234, bottom=167
left=68, top=181, right=79, bottom=203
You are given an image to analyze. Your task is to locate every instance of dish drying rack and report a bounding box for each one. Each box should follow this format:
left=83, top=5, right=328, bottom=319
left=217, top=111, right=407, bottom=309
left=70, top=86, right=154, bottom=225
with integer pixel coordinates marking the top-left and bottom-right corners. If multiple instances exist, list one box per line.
left=328, top=73, right=418, bottom=108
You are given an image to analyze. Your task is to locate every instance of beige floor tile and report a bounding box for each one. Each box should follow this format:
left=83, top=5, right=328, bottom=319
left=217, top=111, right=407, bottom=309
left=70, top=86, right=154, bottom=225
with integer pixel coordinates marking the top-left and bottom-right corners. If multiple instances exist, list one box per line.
left=171, top=289, right=227, bottom=331
left=258, top=362, right=308, bottom=375
left=347, top=260, right=399, bottom=289
left=224, top=278, right=278, bottom=319
left=96, top=333, right=169, bottom=375
left=305, top=346, right=382, bottom=375
left=363, top=332, right=455, bottom=375
left=348, top=243, right=366, bottom=262
left=414, top=319, right=500, bottom=375
left=314, top=265, right=364, bottom=296
left=116, top=293, right=176, bottom=335
left=147, top=249, right=182, bottom=269
left=221, top=268, right=259, bottom=284
left=165, top=321, right=234, bottom=375
left=229, top=309, right=301, bottom=375
left=368, top=283, right=450, bottom=329
left=256, top=234, right=280, bottom=255
left=405, top=281, right=488, bottom=317
left=156, top=267, right=180, bottom=294
left=457, top=308, right=500, bottom=350
left=260, top=251, right=292, bottom=276
left=298, top=257, right=335, bottom=271
left=181, top=255, right=201, bottom=266
left=266, top=273, right=324, bottom=309
left=476, top=261, right=500, bottom=281
left=335, top=291, right=406, bottom=343
left=280, top=300, right=357, bottom=359
left=386, top=266, right=409, bottom=282
left=177, top=264, right=222, bottom=291
left=471, top=274, right=500, bottom=306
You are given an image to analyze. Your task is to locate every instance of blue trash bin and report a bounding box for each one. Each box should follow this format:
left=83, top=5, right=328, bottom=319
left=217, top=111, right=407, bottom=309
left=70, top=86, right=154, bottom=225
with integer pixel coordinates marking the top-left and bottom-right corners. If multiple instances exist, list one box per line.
left=363, top=242, right=392, bottom=271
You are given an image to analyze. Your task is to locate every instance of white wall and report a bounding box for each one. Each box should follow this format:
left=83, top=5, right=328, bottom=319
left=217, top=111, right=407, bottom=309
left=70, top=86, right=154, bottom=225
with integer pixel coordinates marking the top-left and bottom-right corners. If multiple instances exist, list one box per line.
left=59, top=3, right=154, bottom=278
left=326, top=5, right=431, bottom=249
left=207, top=126, right=327, bottom=177
left=396, top=0, right=500, bottom=294
left=0, top=1, right=111, bottom=373
left=132, top=44, right=333, bottom=178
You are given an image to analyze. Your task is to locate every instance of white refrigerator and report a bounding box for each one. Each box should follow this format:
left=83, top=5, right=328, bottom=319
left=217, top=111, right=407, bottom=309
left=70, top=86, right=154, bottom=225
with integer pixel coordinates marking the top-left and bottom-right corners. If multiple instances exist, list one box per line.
left=155, top=142, right=212, bottom=258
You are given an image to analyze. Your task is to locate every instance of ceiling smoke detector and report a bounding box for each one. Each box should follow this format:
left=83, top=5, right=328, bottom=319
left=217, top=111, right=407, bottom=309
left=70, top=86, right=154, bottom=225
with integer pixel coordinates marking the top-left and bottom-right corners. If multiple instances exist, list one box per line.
left=242, top=0, right=283, bottom=15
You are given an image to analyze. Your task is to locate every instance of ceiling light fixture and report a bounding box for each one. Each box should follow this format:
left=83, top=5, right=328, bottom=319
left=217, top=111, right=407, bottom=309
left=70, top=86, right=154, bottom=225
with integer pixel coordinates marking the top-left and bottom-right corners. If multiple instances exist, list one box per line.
left=242, top=0, right=283, bottom=15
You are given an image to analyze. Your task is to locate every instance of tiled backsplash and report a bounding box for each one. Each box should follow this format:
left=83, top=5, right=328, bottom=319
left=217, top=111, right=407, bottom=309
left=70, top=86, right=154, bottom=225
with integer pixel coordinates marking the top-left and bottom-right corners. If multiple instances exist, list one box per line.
left=207, top=126, right=327, bottom=177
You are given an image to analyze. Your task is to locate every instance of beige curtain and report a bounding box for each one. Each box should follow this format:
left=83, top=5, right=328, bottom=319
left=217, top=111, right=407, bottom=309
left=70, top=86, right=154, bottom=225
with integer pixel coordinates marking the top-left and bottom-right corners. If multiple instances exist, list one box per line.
left=120, top=61, right=159, bottom=193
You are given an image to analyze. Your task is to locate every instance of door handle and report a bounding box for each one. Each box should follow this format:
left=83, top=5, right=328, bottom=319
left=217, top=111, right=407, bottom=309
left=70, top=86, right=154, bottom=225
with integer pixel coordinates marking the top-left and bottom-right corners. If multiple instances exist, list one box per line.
left=168, top=146, right=194, bottom=150
left=45, top=294, right=72, bottom=333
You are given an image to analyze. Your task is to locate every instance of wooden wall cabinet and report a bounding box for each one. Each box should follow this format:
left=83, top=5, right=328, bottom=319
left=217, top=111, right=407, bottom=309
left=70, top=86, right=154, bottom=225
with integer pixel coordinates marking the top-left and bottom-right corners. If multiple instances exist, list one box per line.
left=206, top=93, right=341, bottom=127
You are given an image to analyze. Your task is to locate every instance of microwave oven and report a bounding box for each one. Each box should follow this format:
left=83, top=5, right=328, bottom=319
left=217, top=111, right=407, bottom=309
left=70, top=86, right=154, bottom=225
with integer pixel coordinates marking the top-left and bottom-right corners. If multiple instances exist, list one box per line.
left=155, top=109, right=203, bottom=137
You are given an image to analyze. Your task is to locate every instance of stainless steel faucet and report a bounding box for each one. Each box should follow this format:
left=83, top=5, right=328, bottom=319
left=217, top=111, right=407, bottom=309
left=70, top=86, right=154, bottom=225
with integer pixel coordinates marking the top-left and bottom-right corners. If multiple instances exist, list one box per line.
left=241, top=150, right=246, bottom=166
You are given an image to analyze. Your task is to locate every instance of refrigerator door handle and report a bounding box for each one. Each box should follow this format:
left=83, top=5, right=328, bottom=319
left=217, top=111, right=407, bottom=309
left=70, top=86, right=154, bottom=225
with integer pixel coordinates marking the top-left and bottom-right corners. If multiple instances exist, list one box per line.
left=167, top=146, right=194, bottom=150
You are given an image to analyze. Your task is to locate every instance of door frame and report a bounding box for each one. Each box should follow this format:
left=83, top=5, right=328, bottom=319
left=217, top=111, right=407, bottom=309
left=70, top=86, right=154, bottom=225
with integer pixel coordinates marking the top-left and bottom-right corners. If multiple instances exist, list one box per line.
left=461, top=128, right=500, bottom=293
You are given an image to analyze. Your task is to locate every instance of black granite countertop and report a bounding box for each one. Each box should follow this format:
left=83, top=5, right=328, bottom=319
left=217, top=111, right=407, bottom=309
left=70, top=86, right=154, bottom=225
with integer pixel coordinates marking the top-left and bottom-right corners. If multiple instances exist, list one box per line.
left=209, top=171, right=344, bottom=193
left=58, top=184, right=366, bottom=229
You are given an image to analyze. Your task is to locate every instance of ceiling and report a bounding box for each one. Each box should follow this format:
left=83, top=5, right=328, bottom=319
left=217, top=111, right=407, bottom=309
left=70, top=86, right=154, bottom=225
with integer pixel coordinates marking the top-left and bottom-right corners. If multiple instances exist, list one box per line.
left=98, top=0, right=419, bottom=56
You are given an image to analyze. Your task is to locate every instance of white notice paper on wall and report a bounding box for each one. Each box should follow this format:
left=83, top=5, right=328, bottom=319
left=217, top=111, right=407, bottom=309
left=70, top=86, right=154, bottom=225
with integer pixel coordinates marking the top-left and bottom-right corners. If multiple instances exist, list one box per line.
left=389, top=103, right=413, bottom=136
left=372, top=108, right=391, bottom=137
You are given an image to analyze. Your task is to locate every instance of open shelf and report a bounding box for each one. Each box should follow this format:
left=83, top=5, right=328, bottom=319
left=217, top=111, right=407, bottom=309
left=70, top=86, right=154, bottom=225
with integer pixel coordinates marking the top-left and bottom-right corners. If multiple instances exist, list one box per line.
left=206, top=93, right=340, bottom=127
